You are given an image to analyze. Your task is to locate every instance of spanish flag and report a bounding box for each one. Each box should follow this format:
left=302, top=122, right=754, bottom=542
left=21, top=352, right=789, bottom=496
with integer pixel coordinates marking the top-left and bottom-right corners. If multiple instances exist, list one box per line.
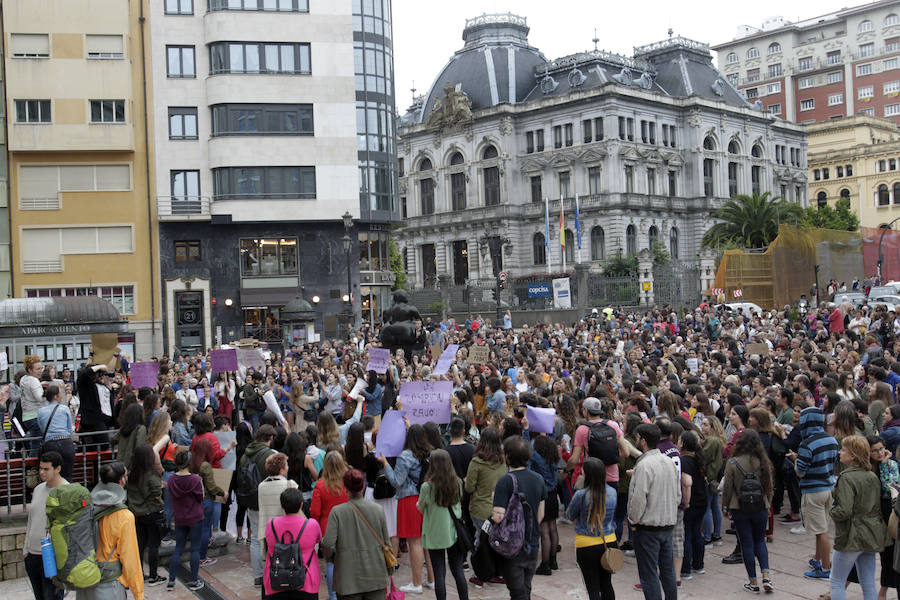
left=560, top=201, right=565, bottom=250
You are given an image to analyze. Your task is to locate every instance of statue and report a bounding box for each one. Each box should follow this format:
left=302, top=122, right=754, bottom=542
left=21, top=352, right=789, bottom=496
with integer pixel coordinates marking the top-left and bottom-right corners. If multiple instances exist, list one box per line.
left=612, top=67, right=633, bottom=86
left=426, top=83, right=474, bottom=130
left=379, top=290, right=424, bottom=359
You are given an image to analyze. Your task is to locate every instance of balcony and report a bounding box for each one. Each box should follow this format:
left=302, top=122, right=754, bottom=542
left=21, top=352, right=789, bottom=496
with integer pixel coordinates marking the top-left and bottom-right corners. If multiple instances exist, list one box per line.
left=157, top=196, right=211, bottom=221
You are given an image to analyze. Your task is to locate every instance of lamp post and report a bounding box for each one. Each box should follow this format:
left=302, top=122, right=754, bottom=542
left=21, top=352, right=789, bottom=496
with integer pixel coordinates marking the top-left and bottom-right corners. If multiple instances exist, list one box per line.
left=342, top=211, right=354, bottom=334
left=480, top=235, right=511, bottom=322
left=877, top=216, right=900, bottom=280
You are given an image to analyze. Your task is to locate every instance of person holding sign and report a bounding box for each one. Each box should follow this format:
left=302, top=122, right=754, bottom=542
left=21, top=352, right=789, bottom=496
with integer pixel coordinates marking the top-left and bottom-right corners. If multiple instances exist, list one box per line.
left=189, top=438, right=225, bottom=567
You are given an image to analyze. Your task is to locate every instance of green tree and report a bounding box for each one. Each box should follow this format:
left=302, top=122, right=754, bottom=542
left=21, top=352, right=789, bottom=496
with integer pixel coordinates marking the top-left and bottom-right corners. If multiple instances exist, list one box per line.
left=800, top=197, right=859, bottom=232
left=701, top=192, right=803, bottom=249
left=389, top=237, right=408, bottom=290
left=650, top=240, right=670, bottom=266
left=603, top=251, right=639, bottom=276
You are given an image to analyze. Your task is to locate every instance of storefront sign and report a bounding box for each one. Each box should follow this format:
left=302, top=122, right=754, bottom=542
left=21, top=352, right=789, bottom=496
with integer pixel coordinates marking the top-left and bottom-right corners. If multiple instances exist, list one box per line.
left=527, top=283, right=552, bottom=299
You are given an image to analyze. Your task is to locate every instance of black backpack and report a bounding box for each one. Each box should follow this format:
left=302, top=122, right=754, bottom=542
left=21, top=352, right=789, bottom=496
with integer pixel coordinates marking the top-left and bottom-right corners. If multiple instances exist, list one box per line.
left=416, top=456, right=430, bottom=493
left=731, top=458, right=766, bottom=513
left=236, top=449, right=274, bottom=510
left=268, top=518, right=314, bottom=591
left=587, top=420, right=619, bottom=465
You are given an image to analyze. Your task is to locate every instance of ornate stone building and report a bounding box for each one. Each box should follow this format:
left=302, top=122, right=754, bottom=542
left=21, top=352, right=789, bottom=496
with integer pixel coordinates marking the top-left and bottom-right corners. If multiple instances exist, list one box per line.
left=395, top=14, right=808, bottom=292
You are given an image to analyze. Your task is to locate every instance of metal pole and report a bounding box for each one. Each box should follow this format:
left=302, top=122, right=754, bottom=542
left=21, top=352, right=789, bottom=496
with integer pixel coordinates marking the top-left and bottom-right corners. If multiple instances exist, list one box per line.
left=877, top=216, right=900, bottom=279
left=346, top=247, right=352, bottom=334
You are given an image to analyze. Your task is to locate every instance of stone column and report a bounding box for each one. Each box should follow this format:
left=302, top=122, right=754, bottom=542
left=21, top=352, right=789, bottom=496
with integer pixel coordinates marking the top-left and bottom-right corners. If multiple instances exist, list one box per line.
left=574, top=263, right=591, bottom=313
left=700, top=247, right=717, bottom=300
left=638, top=248, right=654, bottom=307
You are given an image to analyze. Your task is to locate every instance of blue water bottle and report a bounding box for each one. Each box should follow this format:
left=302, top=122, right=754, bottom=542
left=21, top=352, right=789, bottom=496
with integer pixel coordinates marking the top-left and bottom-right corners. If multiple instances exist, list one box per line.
left=41, top=536, right=57, bottom=578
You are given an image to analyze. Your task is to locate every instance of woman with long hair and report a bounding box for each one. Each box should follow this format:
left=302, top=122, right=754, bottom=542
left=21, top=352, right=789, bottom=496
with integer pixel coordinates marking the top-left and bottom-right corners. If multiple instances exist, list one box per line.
left=722, top=429, right=774, bottom=593
left=126, top=444, right=166, bottom=586
left=865, top=435, right=900, bottom=599
left=679, top=430, right=707, bottom=580
left=223, top=421, right=254, bottom=543
left=166, top=449, right=204, bottom=591
left=312, top=451, right=349, bottom=600
left=188, top=438, right=225, bottom=567
left=701, top=415, right=726, bottom=545
left=378, top=424, right=435, bottom=593
left=116, top=403, right=147, bottom=471
left=38, top=383, right=75, bottom=481
left=566, top=457, right=617, bottom=600
left=469, top=373, right=487, bottom=424
left=531, top=434, right=561, bottom=575
left=417, top=449, right=468, bottom=600
left=347, top=421, right=399, bottom=555
left=168, top=398, right=192, bottom=446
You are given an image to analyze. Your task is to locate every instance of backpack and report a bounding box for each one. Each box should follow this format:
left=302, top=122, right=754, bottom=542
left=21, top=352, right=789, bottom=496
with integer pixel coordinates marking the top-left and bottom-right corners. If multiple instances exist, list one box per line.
left=236, top=448, right=275, bottom=510
left=731, top=458, right=766, bottom=513
left=45, top=483, right=127, bottom=590
left=268, top=518, right=315, bottom=591
left=488, top=473, right=533, bottom=558
left=587, top=420, right=620, bottom=465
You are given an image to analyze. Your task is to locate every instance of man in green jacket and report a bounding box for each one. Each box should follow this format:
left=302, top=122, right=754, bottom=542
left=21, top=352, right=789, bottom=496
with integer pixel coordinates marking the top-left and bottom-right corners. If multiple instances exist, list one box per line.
left=236, top=424, right=276, bottom=587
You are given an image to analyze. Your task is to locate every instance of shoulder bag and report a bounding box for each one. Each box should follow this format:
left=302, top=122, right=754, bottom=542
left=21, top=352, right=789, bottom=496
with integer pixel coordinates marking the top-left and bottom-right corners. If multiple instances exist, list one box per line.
left=599, top=534, right=624, bottom=572
left=348, top=501, right=399, bottom=571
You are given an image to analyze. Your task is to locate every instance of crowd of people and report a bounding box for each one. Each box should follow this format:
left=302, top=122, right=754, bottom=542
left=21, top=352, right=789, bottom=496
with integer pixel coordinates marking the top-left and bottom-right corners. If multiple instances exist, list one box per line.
left=16, top=294, right=900, bottom=600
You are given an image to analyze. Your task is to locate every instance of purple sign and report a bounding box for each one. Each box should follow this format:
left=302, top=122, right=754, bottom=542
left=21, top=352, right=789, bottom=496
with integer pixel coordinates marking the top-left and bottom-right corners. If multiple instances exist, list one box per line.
left=365, top=348, right=390, bottom=374
left=129, top=361, right=158, bottom=389
left=399, top=381, right=453, bottom=425
left=526, top=406, right=556, bottom=434
left=210, top=349, right=238, bottom=374
left=432, top=344, right=459, bottom=376
left=375, top=410, right=407, bottom=458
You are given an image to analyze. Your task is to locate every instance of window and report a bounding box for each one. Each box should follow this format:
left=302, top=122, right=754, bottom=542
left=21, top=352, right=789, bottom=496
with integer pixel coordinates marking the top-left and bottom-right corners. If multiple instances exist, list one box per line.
left=526, top=131, right=534, bottom=153
left=727, top=73, right=739, bottom=86
left=211, top=103, right=313, bottom=136
left=624, top=166, right=634, bottom=193
left=558, top=171, right=571, bottom=198
left=703, top=136, right=716, bottom=151
left=858, top=63, right=873, bottom=76
left=828, top=93, right=844, bottom=106
left=25, top=287, right=134, bottom=314
left=564, top=123, right=573, bottom=147
left=21, top=226, right=133, bottom=258
left=450, top=172, right=466, bottom=211
left=886, top=103, right=900, bottom=116
left=827, top=50, right=842, bottom=65
left=878, top=160, right=887, bottom=172
left=564, top=230, right=574, bottom=263
left=89, top=100, right=125, bottom=123
left=823, top=167, right=830, bottom=179
left=165, top=0, right=193, bottom=13
left=626, top=225, right=637, bottom=256
left=626, top=118, right=634, bottom=141
left=168, top=107, right=198, bottom=139
left=483, top=166, right=500, bottom=206
left=746, top=68, right=760, bottom=82
left=213, top=166, right=315, bottom=200
left=535, top=130, right=544, bottom=152
left=533, top=233, right=546, bottom=265
left=648, top=226, right=658, bottom=249
left=894, top=183, right=900, bottom=204
left=210, top=42, right=310, bottom=74
left=728, top=162, right=738, bottom=196
left=837, top=166, right=844, bottom=177
left=85, top=35, right=124, bottom=59
left=860, top=108, right=875, bottom=116
left=886, top=81, right=900, bottom=95
left=174, top=240, right=201, bottom=262
left=618, top=116, right=626, bottom=140
left=768, top=63, right=782, bottom=78
left=814, top=168, right=821, bottom=181
left=419, top=158, right=432, bottom=172
left=10, top=33, right=49, bottom=58
left=751, top=165, right=761, bottom=195
left=590, top=226, right=604, bottom=260
left=588, top=166, right=601, bottom=195
left=703, top=158, right=714, bottom=196
left=860, top=43, right=875, bottom=57
left=800, top=98, right=815, bottom=111
left=745, top=88, right=758, bottom=100
left=847, top=164, right=853, bottom=176
left=888, top=14, right=900, bottom=26
left=859, top=19, right=874, bottom=33
left=167, top=45, right=195, bottom=77
left=15, top=100, right=50, bottom=123
left=239, top=238, right=298, bottom=276
left=799, top=77, right=813, bottom=89
left=798, top=57, right=813, bottom=71
left=420, top=178, right=434, bottom=215
left=768, top=42, right=781, bottom=54
left=647, top=168, right=656, bottom=195
left=766, top=82, right=781, bottom=95
left=891, top=159, right=896, bottom=170
left=859, top=85, right=875, bottom=99
left=669, top=227, right=679, bottom=259
left=747, top=47, right=759, bottom=58
left=593, top=117, right=603, bottom=141
left=827, top=71, right=842, bottom=84
left=18, top=164, right=129, bottom=210
left=840, top=188, right=851, bottom=201
left=768, top=104, right=782, bottom=115
left=727, top=52, right=738, bottom=63
left=668, top=170, right=677, bottom=197
left=583, top=119, right=593, bottom=144
left=530, top=175, right=542, bottom=203
left=209, top=0, right=308, bottom=10
left=886, top=58, right=900, bottom=70
left=888, top=37, right=900, bottom=51
left=171, top=170, right=200, bottom=207
left=879, top=183, right=890, bottom=205
left=553, top=125, right=563, bottom=149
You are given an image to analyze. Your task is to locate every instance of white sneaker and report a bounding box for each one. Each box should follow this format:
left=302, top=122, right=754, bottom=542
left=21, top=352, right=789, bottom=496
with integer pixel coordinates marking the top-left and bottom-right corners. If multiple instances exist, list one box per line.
left=790, top=526, right=807, bottom=535
left=422, top=581, right=435, bottom=590
left=400, top=584, right=423, bottom=594
left=557, top=517, right=573, bottom=525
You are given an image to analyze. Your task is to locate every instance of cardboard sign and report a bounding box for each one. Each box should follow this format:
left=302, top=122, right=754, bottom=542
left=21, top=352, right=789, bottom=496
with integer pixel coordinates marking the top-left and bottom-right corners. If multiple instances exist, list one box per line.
left=526, top=406, right=556, bottom=434
left=399, top=381, right=453, bottom=425
left=91, top=333, right=120, bottom=369
left=468, top=345, right=489, bottom=365
left=430, top=344, right=443, bottom=360
left=745, top=342, right=769, bottom=356
left=214, top=431, right=237, bottom=470
left=686, top=358, right=699, bottom=373
left=129, top=361, right=159, bottom=389
left=210, top=348, right=238, bottom=374
left=432, top=344, right=459, bottom=376
left=375, top=410, right=407, bottom=458
left=236, top=348, right=265, bottom=372
left=366, top=348, right=390, bottom=374
left=211, top=469, right=233, bottom=503
left=348, top=379, right=367, bottom=400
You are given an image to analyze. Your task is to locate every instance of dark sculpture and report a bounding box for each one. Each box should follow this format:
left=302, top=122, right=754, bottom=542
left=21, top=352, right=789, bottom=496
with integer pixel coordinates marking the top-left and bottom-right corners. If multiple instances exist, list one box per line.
left=379, top=290, right=422, bottom=358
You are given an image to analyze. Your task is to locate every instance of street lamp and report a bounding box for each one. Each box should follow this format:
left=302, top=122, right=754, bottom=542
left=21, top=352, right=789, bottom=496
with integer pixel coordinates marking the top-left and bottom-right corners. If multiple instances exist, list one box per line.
left=877, top=216, right=900, bottom=280
left=342, top=211, right=354, bottom=334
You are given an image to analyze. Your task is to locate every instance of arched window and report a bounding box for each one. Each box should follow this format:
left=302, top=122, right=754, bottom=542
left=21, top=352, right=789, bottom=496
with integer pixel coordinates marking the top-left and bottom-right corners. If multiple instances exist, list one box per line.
left=879, top=183, right=890, bottom=206
left=886, top=13, right=900, bottom=26
left=418, top=158, right=432, bottom=171
left=482, top=145, right=499, bottom=160
left=450, top=159, right=466, bottom=211
left=894, top=182, right=900, bottom=205
left=768, top=42, right=781, bottom=54
left=817, top=191, right=827, bottom=208
left=747, top=47, right=759, bottom=58
left=449, top=152, right=464, bottom=165
left=648, top=225, right=659, bottom=249
left=859, top=19, right=874, bottom=33
left=591, top=226, right=605, bottom=260
left=483, top=165, right=500, bottom=206
left=728, top=140, right=740, bottom=155
left=840, top=188, right=850, bottom=201
left=727, top=52, right=738, bottom=63
left=670, top=227, right=679, bottom=259
left=533, top=232, right=546, bottom=265
left=626, top=225, right=637, bottom=256
left=703, top=136, right=716, bottom=151
left=751, top=144, right=763, bottom=158
left=565, top=229, right=574, bottom=263
left=420, top=177, right=434, bottom=214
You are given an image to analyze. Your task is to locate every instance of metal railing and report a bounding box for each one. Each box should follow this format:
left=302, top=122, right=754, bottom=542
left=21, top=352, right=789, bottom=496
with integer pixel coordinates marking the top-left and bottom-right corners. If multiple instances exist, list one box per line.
left=0, top=429, right=117, bottom=515
left=157, top=195, right=212, bottom=219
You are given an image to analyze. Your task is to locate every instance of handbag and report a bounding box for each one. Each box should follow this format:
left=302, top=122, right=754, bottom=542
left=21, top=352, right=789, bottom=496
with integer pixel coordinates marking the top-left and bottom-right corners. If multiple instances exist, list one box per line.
left=386, top=577, right=404, bottom=600
left=447, top=506, right=473, bottom=552
left=599, top=536, right=624, bottom=573
left=348, top=501, right=399, bottom=570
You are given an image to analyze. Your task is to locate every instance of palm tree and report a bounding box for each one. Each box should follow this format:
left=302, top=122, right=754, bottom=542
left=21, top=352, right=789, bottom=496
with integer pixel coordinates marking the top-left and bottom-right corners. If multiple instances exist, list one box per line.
left=701, top=192, right=803, bottom=249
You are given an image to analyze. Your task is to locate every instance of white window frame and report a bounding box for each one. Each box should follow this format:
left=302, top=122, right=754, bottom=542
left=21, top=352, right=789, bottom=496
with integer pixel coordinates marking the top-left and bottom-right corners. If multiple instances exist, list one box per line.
left=799, top=77, right=814, bottom=89
left=859, top=19, right=874, bottom=33
left=858, top=63, right=873, bottom=76
left=885, top=81, right=900, bottom=95
left=766, top=82, right=781, bottom=95
left=886, top=103, right=900, bottom=116
left=747, top=47, right=759, bottom=58
left=800, top=98, right=815, bottom=111
left=827, top=71, right=843, bottom=84
left=886, top=58, right=900, bottom=70
left=860, top=42, right=876, bottom=57
left=859, top=86, right=875, bottom=99
left=727, top=52, right=738, bottom=63
left=89, top=100, right=125, bottom=123
left=828, top=93, right=844, bottom=106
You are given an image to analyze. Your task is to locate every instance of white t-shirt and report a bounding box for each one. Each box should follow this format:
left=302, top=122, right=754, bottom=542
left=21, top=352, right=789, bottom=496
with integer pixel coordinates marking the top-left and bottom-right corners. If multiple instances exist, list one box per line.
left=24, top=479, right=68, bottom=555
left=96, top=384, right=112, bottom=417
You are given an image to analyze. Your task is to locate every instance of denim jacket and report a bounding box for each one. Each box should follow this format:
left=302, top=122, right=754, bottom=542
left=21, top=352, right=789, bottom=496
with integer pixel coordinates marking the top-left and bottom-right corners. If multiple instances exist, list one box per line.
left=383, top=449, right=422, bottom=499
left=361, top=384, right=383, bottom=418
left=566, top=485, right=617, bottom=538
left=171, top=421, right=193, bottom=447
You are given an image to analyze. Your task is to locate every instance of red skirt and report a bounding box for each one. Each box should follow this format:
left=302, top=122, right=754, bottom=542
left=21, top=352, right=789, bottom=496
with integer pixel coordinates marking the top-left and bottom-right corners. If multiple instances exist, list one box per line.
left=396, top=494, right=422, bottom=538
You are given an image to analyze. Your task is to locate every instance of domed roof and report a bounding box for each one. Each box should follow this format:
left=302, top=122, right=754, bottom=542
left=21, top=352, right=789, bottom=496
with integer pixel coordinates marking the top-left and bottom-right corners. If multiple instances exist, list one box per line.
left=418, top=14, right=547, bottom=123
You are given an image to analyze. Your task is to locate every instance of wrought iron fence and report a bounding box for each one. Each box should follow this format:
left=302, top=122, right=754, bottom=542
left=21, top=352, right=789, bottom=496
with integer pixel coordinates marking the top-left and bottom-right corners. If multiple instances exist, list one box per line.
left=654, top=260, right=701, bottom=308
left=587, top=273, right=640, bottom=306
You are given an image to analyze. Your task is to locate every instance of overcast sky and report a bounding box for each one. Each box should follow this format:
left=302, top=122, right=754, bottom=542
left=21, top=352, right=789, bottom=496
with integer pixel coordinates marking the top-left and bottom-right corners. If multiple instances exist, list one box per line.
left=391, top=0, right=859, bottom=110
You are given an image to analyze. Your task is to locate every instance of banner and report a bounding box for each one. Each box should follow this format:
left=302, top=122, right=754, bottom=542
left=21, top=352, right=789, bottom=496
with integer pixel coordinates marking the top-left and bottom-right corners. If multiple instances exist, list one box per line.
left=526, top=406, right=556, bottom=434
left=236, top=348, right=265, bottom=372
left=432, top=344, right=459, bottom=376
left=399, top=381, right=452, bottom=425
left=129, top=361, right=159, bottom=389
left=210, top=348, right=238, bottom=374
left=365, top=348, right=390, bottom=374
left=527, top=283, right=551, bottom=299
left=375, top=410, right=407, bottom=458
left=552, top=277, right=572, bottom=309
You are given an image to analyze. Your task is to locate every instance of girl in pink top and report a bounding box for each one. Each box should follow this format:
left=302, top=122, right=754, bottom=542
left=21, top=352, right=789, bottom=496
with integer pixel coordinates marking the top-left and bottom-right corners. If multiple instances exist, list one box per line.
left=264, top=488, right=322, bottom=599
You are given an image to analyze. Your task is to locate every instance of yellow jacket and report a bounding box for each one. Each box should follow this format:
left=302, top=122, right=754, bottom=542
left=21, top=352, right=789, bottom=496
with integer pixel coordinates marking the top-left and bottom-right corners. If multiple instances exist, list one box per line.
left=93, top=483, right=144, bottom=600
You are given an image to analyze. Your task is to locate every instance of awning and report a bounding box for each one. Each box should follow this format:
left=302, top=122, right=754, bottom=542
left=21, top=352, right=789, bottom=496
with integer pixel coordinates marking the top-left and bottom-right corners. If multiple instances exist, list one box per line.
left=0, top=297, right=127, bottom=337
left=239, top=287, right=300, bottom=309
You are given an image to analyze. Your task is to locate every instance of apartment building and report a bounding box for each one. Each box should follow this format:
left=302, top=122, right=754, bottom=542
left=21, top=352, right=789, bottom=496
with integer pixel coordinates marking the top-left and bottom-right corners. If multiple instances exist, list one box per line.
left=712, top=0, right=900, bottom=125
left=3, top=0, right=160, bottom=359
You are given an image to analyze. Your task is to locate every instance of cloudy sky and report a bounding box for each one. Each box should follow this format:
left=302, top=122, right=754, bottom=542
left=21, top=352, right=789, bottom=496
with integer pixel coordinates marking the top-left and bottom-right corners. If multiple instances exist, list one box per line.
left=391, top=0, right=860, bottom=109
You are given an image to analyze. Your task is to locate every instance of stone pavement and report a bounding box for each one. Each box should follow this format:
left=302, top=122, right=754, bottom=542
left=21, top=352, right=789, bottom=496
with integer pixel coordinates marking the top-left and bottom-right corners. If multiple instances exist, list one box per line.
left=0, top=520, right=875, bottom=600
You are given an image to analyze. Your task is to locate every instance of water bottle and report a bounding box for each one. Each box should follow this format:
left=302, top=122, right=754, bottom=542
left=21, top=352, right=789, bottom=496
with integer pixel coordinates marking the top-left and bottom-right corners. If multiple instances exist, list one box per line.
left=41, top=536, right=57, bottom=578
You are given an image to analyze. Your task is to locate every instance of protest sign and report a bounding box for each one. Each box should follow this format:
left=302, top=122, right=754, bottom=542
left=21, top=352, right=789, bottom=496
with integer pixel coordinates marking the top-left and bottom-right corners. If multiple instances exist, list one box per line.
left=348, top=378, right=367, bottom=400
left=399, top=381, right=452, bottom=425
left=211, top=469, right=234, bottom=503
left=375, top=410, right=407, bottom=458
left=366, top=348, right=390, bottom=374
left=210, top=348, right=238, bottom=373
left=526, top=406, right=556, bottom=434
left=432, top=344, right=459, bottom=376
left=129, top=361, right=158, bottom=388
left=236, top=348, right=265, bottom=371
left=91, top=333, right=120, bottom=369
left=686, top=358, right=699, bottom=373
left=214, top=431, right=237, bottom=469
left=430, top=344, right=442, bottom=360
left=745, top=342, right=769, bottom=356
left=468, top=345, right=489, bottom=365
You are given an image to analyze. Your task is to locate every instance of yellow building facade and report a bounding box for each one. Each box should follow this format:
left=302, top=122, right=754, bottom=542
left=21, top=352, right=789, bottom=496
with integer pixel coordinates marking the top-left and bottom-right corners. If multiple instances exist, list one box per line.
left=3, top=0, right=160, bottom=358
left=807, top=114, right=900, bottom=228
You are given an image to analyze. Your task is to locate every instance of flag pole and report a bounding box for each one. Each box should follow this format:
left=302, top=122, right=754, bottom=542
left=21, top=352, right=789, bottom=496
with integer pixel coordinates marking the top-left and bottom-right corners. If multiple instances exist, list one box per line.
left=544, top=195, right=551, bottom=276
left=560, top=195, right=566, bottom=273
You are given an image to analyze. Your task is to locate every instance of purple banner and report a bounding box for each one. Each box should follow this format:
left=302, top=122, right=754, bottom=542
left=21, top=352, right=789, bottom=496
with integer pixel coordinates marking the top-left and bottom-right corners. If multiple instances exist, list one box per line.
left=375, top=410, right=407, bottom=458
left=399, top=381, right=453, bottom=425
left=432, top=344, right=459, bottom=376
left=365, top=347, right=390, bottom=374
left=129, top=361, right=158, bottom=389
left=210, top=348, right=238, bottom=374
left=526, top=406, right=556, bottom=434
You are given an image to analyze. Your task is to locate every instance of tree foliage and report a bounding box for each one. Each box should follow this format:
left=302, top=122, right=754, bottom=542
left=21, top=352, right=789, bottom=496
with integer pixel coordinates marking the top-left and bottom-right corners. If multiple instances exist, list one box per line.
left=603, top=251, right=639, bottom=276
left=650, top=240, right=670, bottom=266
left=800, top=197, right=859, bottom=232
left=389, top=237, right=408, bottom=290
left=701, top=192, right=803, bottom=249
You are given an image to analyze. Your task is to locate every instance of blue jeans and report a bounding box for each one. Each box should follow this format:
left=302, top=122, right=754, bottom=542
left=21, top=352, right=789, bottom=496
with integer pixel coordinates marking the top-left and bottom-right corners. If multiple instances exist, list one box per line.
left=200, top=498, right=221, bottom=560
left=682, top=506, right=706, bottom=573
left=169, top=521, right=202, bottom=583
left=732, top=509, right=769, bottom=580
left=702, top=486, right=722, bottom=540
left=633, top=526, right=678, bottom=600
left=249, top=510, right=262, bottom=579
left=23, top=418, right=41, bottom=457
left=830, top=550, right=877, bottom=600
left=247, top=412, right=261, bottom=432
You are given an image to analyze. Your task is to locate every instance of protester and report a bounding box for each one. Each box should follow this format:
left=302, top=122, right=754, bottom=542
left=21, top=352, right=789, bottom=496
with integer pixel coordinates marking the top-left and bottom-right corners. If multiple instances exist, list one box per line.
left=239, top=424, right=277, bottom=586
left=190, top=437, right=225, bottom=566
left=23, top=451, right=66, bottom=600
left=37, top=384, right=75, bottom=481
left=263, top=488, right=322, bottom=600
left=566, top=457, right=617, bottom=600
left=167, top=449, right=205, bottom=591
left=311, top=450, right=349, bottom=600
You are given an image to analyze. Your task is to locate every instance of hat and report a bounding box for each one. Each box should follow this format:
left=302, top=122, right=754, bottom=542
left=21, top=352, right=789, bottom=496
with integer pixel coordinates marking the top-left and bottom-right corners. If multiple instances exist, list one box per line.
left=583, top=397, right=603, bottom=415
